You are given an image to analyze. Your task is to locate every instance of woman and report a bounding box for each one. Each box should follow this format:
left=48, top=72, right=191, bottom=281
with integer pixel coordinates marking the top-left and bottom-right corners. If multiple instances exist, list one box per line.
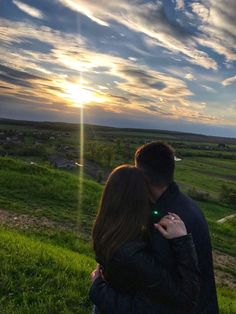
left=90, top=165, right=200, bottom=314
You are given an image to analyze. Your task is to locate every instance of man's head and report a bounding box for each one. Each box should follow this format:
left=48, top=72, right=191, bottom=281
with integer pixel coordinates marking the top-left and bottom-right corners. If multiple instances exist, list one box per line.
left=135, top=141, right=175, bottom=194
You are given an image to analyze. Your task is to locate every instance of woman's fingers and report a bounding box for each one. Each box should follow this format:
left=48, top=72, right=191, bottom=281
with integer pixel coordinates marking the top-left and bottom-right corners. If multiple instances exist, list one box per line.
left=155, top=212, right=187, bottom=239
left=159, top=216, right=174, bottom=226
left=158, top=219, right=168, bottom=227
left=163, top=215, right=173, bottom=221
left=154, top=223, right=169, bottom=237
left=167, top=212, right=182, bottom=221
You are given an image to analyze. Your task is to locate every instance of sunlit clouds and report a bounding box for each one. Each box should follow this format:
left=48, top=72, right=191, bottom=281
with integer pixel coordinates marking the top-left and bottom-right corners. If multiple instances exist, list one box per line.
left=222, top=75, right=236, bottom=86
left=12, top=0, right=44, bottom=19
left=0, top=0, right=235, bottom=136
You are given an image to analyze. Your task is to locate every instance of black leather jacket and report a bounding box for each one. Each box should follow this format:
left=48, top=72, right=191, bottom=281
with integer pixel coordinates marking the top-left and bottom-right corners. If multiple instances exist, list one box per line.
left=90, top=234, right=200, bottom=314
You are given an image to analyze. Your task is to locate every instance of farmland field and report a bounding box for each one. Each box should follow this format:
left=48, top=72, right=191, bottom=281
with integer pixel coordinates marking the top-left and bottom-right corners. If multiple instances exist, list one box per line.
left=0, top=118, right=236, bottom=313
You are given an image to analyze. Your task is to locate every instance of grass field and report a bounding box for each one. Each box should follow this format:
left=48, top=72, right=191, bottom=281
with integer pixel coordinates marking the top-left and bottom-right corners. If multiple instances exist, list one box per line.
left=175, top=157, right=236, bottom=196
left=0, top=157, right=101, bottom=230
left=0, top=118, right=236, bottom=313
left=0, top=228, right=95, bottom=314
left=0, top=156, right=235, bottom=313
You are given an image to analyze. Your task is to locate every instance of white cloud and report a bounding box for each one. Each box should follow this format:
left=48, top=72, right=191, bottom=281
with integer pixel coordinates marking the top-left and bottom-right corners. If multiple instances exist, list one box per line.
left=192, top=1, right=236, bottom=63
left=13, top=0, right=44, bottom=19
left=57, top=0, right=218, bottom=70
left=208, top=0, right=236, bottom=37
left=201, top=85, right=216, bottom=93
left=222, top=75, right=236, bottom=86
left=175, top=0, right=185, bottom=10
left=184, top=73, right=195, bottom=80
left=191, top=3, right=209, bottom=21
left=57, top=0, right=109, bottom=26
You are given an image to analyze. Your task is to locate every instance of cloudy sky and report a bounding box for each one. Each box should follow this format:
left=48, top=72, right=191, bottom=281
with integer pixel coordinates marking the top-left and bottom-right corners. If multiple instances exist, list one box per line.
left=0, top=0, right=236, bottom=137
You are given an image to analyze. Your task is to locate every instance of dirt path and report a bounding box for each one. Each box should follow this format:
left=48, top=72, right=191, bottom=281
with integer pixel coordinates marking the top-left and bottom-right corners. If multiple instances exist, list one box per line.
left=213, top=250, right=236, bottom=289
left=217, top=214, right=236, bottom=224
left=0, top=208, right=76, bottom=232
left=197, top=169, right=236, bottom=181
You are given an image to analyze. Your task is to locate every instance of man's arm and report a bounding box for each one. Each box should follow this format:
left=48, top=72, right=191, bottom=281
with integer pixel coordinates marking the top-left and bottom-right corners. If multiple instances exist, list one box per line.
left=90, top=234, right=200, bottom=313
left=90, top=277, right=133, bottom=314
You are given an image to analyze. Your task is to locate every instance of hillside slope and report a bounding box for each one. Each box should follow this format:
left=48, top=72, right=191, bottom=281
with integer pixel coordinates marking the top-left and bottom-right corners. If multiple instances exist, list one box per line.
left=0, top=157, right=235, bottom=313
left=0, top=157, right=102, bottom=235
left=0, top=228, right=96, bottom=314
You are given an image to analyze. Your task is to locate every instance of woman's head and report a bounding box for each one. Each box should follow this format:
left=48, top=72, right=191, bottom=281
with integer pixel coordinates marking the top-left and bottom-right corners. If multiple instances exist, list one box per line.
left=93, top=165, right=152, bottom=263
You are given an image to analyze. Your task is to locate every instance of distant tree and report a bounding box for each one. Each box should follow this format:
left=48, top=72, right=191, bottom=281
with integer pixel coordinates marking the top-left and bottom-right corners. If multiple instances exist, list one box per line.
left=219, top=184, right=236, bottom=205
left=96, top=170, right=103, bottom=183
left=218, top=143, right=226, bottom=150
left=115, top=138, right=122, bottom=151
left=86, top=142, right=98, bottom=161
left=102, top=147, right=114, bottom=168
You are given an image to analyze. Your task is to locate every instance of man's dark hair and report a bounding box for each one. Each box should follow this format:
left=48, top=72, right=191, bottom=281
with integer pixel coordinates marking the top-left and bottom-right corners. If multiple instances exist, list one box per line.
left=135, top=141, right=175, bottom=187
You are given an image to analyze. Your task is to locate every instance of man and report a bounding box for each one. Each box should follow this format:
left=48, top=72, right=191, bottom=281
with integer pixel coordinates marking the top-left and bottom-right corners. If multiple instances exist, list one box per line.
left=90, top=141, right=219, bottom=313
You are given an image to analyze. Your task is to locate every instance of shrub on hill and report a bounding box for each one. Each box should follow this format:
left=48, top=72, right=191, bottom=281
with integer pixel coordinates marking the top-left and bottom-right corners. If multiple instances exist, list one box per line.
left=187, top=186, right=210, bottom=202
left=219, top=185, right=236, bottom=206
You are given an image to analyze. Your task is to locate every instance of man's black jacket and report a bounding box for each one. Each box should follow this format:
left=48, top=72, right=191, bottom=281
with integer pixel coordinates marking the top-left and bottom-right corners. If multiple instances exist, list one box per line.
left=90, top=182, right=219, bottom=314
left=90, top=234, right=200, bottom=314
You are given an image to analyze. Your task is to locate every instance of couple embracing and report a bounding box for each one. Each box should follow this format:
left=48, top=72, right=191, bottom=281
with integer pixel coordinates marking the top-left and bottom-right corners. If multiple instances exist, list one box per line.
left=89, top=141, right=219, bottom=314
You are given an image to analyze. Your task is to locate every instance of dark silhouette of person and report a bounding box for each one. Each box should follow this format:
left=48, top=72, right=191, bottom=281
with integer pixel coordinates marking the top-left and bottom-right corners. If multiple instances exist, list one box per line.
left=90, top=141, right=219, bottom=314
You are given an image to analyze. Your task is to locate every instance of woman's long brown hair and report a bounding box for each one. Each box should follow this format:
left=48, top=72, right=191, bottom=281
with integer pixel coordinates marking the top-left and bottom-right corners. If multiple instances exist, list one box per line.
left=92, top=165, right=152, bottom=264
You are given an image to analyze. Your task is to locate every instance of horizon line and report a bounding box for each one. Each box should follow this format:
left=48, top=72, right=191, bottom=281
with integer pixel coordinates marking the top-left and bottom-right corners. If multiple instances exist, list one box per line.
left=1, top=116, right=236, bottom=141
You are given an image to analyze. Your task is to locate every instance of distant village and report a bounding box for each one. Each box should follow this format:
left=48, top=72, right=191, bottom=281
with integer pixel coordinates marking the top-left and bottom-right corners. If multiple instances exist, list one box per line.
left=0, top=129, right=79, bottom=170
left=0, top=127, right=236, bottom=172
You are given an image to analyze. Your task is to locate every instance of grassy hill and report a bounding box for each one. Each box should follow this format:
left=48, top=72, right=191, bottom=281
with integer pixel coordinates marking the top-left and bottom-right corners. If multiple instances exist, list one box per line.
left=0, top=157, right=235, bottom=313
left=0, top=157, right=99, bottom=313
left=0, top=228, right=95, bottom=314
left=0, top=157, right=102, bottom=233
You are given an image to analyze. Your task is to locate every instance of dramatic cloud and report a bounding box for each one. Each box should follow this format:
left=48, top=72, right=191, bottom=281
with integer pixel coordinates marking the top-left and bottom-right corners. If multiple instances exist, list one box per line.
left=191, top=1, right=236, bottom=63
left=0, top=0, right=235, bottom=136
left=58, top=0, right=217, bottom=69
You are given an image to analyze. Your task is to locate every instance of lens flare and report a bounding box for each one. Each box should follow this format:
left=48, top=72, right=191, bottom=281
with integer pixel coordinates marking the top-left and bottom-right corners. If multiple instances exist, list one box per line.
left=78, top=102, right=84, bottom=224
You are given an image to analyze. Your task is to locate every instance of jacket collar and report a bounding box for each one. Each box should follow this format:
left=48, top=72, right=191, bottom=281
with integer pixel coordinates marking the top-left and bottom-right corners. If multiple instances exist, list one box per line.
left=154, top=181, right=179, bottom=215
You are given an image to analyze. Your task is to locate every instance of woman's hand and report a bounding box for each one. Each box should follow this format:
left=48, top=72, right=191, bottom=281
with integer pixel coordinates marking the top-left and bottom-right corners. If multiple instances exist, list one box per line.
left=154, top=213, right=187, bottom=239
left=91, top=264, right=101, bottom=283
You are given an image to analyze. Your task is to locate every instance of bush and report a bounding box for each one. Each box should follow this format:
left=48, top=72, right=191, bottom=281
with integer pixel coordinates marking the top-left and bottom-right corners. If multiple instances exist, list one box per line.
left=187, top=186, right=210, bottom=202
left=219, top=185, right=236, bottom=205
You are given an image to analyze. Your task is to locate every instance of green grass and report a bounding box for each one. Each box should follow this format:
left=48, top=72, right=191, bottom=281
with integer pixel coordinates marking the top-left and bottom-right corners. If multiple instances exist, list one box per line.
left=0, top=156, right=235, bottom=313
left=0, top=157, right=102, bottom=230
left=0, top=225, right=235, bottom=314
left=175, top=157, right=236, bottom=196
left=0, top=228, right=96, bottom=314
left=177, top=148, right=236, bottom=159
left=217, top=288, right=236, bottom=314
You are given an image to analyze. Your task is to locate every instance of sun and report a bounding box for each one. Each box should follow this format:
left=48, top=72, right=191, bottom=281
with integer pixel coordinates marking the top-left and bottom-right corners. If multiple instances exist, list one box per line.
left=63, top=82, right=104, bottom=107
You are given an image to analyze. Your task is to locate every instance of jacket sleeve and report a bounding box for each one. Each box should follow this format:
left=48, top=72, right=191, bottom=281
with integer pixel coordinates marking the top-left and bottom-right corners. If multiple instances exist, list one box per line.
left=89, top=277, right=134, bottom=314
left=90, top=234, right=200, bottom=313
left=122, top=234, right=200, bottom=311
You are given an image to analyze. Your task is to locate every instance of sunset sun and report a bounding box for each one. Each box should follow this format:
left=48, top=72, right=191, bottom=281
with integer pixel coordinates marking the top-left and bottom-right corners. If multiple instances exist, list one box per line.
left=63, top=82, right=104, bottom=106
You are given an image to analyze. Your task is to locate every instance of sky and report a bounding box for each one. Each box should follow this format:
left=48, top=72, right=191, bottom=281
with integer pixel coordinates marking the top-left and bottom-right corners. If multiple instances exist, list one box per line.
left=0, top=0, right=236, bottom=137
